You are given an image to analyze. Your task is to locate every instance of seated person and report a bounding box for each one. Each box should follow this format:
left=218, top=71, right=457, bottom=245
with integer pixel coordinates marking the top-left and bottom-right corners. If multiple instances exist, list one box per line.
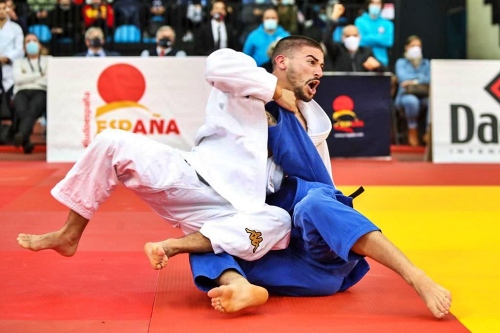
left=75, top=27, right=120, bottom=57
left=323, top=3, right=383, bottom=72
left=394, top=35, right=430, bottom=147
left=12, top=33, right=49, bottom=154
left=141, top=25, right=186, bottom=57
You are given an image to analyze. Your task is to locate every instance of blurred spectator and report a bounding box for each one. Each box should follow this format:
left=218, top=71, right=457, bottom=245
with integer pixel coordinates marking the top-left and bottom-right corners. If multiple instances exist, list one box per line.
left=6, top=0, right=27, bottom=34
left=27, top=0, right=57, bottom=26
left=323, top=3, right=383, bottom=72
left=354, top=0, right=393, bottom=67
left=0, top=0, right=24, bottom=124
left=183, top=0, right=206, bottom=42
left=113, top=0, right=142, bottom=27
left=12, top=33, right=49, bottom=154
left=194, top=0, right=238, bottom=55
left=49, top=0, right=82, bottom=42
left=141, top=25, right=186, bottom=57
left=394, top=35, right=430, bottom=147
left=243, top=7, right=289, bottom=66
left=83, top=0, right=114, bottom=35
left=146, top=0, right=167, bottom=38
left=275, top=0, right=298, bottom=35
left=238, top=0, right=272, bottom=46
left=75, top=27, right=120, bottom=56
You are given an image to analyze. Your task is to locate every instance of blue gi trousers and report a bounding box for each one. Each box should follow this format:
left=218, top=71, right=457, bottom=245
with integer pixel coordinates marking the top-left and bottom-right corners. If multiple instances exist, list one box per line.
left=190, top=104, right=380, bottom=296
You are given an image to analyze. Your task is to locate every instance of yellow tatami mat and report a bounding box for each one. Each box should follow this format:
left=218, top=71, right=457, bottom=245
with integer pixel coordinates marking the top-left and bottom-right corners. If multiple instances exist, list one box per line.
left=340, top=185, right=500, bottom=332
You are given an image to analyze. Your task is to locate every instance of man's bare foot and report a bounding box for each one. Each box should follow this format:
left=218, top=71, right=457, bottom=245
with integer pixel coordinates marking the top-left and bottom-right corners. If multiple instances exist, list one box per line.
left=411, top=271, right=452, bottom=318
left=17, top=231, right=80, bottom=257
left=207, top=278, right=269, bottom=313
left=144, top=242, right=169, bottom=270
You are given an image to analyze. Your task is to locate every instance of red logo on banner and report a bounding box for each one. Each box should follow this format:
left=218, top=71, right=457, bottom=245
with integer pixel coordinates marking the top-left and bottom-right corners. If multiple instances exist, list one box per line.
left=331, top=95, right=365, bottom=133
left=97, top=64, right=146, bottom=103
left=485, top=73, right=500, bottom=105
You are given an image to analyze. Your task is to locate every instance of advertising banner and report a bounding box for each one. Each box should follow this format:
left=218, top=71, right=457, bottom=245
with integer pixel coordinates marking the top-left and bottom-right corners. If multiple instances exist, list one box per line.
left=431, top=60, right=500, bottom=163
left=47, top=57, right=211, bottom=162
left=314, top=73, right=392, bottom=158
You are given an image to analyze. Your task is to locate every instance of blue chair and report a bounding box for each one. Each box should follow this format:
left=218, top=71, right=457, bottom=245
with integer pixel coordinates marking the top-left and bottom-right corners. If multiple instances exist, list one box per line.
left=28, top=24, right=52, bottom=43
left=114, top=25, right=141, bottom=43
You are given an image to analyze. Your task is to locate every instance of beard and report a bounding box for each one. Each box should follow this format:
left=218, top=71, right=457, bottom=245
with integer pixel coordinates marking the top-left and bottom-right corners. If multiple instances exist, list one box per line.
left=286, top=65, right=315, bottom=102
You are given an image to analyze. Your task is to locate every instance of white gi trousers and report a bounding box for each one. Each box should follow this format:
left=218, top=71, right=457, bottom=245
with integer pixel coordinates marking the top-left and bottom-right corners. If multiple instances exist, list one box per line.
left=51, top=129, right=290, bottom=261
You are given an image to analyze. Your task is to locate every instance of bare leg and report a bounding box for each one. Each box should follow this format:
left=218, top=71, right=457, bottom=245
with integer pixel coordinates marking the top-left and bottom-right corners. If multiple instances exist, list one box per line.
left=17, top=210, right=89, bottom=257
left=208, top=270, right=269, bottom=313
left=351, top=231, right=452, bottom=319
left=144, top=231, right=213, bottom=270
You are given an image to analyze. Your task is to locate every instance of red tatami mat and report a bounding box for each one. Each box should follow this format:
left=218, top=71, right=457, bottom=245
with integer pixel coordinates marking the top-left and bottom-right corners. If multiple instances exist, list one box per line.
left=0, top=161, right=471, bottom=332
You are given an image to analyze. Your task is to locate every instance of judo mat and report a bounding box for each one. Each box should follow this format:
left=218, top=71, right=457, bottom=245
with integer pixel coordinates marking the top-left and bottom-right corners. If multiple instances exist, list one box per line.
left=1, top=160, right=499, bottom=332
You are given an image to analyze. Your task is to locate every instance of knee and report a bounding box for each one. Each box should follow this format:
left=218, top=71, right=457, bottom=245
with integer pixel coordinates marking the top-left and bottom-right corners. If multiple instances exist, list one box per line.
left=91, top=129, right=131, bottom=151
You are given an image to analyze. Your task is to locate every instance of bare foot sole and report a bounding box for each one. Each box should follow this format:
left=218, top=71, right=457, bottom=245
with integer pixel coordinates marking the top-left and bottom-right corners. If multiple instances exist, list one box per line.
left=413, top=272, right=452, bottom=318
left=207, top=280, right=269, bottom=313
left=144, top=242, right=169, bottom=270
left=17, top=232, right=79, bottom=257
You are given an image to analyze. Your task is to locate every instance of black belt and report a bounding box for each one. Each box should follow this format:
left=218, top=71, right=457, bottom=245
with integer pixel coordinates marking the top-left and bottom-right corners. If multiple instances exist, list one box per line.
left=348, top=186, right=365, bottom=199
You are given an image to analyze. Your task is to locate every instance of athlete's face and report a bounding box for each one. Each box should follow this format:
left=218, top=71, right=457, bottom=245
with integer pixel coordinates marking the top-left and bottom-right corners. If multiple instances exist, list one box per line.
left=285, top=46, right=324, bottom=102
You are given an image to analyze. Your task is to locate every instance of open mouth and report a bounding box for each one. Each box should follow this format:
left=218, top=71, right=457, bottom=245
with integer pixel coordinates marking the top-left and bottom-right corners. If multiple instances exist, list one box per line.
left=307, top=80, right=320, bottom=94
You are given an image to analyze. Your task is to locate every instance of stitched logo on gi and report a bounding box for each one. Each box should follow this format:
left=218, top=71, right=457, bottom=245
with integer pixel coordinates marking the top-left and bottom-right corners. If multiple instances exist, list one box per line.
left=245, top=228, right=263, bottom=253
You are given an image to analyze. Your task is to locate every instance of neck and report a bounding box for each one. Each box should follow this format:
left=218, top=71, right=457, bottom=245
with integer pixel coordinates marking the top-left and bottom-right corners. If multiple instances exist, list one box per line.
left=27, top=54, right=39, bottom=60
left=89, top=47, right=101, bottom=53
left=0, top=17, right=7, bottom=26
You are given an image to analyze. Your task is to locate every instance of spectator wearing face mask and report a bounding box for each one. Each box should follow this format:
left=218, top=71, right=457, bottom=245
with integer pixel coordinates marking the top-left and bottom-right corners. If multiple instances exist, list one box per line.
left=354, top=0, right=393, bottom=67
left=394, top=35, right=430, bottom=147
left=75, top=27, right=120, bottom=57
left=193, top=0, right=239, bottom=56
left=243, top=7, right=290, bottom=66
left=12, top=34, right=49, bottom=154
left=323, top=3, right=383, bottom=72
left=141, top=25, right=186, bottom=57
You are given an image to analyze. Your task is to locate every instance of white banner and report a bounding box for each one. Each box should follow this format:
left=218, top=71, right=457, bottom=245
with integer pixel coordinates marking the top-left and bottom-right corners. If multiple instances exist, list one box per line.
left=47, top=57, right=212, bottom=162
left=431, top=60, right=500, bottom=163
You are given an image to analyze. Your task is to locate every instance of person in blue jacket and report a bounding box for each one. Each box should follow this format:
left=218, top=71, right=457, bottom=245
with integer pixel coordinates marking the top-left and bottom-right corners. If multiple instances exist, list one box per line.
left=354, top=0, right=393, bottom=67
left=243, top=7, right=290, bottom=66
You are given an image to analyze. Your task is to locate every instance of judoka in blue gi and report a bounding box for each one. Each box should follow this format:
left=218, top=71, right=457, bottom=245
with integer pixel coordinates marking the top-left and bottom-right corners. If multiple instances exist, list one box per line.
left=190, top=103, right=452, bottom=319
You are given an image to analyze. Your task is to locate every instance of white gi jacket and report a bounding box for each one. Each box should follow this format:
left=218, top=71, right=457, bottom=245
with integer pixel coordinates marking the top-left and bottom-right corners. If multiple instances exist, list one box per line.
left=182, top=49, right=278, bottom=212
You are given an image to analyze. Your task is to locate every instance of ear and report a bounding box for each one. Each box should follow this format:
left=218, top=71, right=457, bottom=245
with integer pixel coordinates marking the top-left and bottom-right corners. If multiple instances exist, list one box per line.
left=274, top=54, right=287, bottom=70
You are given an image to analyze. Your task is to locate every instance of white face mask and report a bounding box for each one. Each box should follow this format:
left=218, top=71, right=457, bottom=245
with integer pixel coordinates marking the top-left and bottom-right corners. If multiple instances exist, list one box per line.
left=406, top=46, right=422, bottom=59
left=343, top=36, right=360, bottom=52
left=263, top=19, right=278, bottom=31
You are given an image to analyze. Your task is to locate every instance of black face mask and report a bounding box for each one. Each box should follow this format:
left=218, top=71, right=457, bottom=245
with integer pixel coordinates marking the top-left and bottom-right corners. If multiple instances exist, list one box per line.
left=89, top=37, right=103, bottom=48
left=157, top=37, right=172, bottom=48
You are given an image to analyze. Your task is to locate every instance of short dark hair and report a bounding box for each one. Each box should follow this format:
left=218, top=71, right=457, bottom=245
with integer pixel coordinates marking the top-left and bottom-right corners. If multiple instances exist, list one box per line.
left=271, top=35, right=323, bottom=68
left=0, top=0, right=6, bottom=5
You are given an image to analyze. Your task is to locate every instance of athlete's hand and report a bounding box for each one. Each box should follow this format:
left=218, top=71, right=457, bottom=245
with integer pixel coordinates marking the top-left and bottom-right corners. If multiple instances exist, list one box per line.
left=275, top=88, right=298, bottom=113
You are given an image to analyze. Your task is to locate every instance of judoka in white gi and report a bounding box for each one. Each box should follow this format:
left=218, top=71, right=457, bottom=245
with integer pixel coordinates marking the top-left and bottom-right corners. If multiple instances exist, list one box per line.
left=16, top=47, right=314, bottom=261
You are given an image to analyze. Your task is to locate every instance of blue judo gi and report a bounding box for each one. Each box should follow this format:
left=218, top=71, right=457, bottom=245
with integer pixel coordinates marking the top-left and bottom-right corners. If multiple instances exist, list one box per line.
left=189, top=103, right=380, bottom=296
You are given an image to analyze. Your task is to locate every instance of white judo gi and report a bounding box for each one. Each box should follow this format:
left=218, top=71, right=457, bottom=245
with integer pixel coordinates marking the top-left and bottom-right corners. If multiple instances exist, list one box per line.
left=51, top=49, right=331, bottom=261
